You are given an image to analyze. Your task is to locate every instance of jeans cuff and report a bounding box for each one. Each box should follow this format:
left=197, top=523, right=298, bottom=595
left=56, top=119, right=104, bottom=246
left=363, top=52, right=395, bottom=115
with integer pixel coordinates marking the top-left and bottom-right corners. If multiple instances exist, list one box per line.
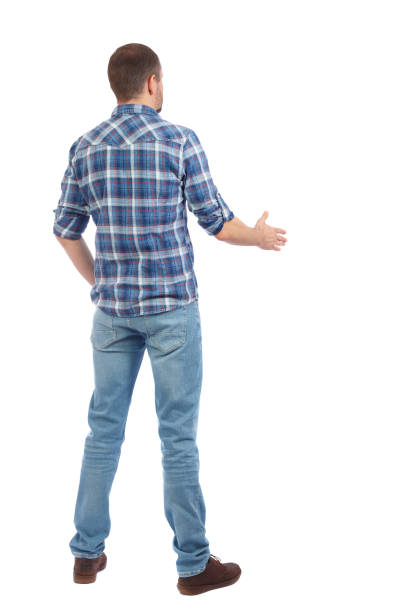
left=178, top=556, right=210, bottom=577
left=72, top=552, right=104, bottom=559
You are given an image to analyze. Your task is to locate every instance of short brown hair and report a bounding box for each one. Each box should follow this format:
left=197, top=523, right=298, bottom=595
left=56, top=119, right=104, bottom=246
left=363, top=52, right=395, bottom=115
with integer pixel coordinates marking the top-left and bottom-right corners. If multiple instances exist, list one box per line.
left=108, top=43, right=161, bottom=102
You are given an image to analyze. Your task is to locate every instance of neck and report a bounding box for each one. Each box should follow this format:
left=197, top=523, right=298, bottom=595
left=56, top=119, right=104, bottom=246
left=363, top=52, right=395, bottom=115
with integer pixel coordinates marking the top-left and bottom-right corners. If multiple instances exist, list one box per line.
left=118, top=98, right=152, bottom=106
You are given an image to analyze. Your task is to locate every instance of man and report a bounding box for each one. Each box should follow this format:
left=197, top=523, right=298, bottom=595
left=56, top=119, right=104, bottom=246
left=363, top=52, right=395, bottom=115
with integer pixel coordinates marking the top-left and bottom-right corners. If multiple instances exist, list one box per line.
left=54, top=43, right=287, bottom=595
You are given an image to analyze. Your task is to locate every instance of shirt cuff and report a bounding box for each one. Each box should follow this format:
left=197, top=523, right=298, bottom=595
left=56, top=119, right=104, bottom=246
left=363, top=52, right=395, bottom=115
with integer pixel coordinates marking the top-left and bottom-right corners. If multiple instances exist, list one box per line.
left=53, top=206, right=89, bottom=240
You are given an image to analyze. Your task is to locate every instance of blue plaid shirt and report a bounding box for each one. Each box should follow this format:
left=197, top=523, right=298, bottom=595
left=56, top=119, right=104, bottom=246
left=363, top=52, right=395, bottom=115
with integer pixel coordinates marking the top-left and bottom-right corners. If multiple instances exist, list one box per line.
left=53, top=103, right=234, bottom=317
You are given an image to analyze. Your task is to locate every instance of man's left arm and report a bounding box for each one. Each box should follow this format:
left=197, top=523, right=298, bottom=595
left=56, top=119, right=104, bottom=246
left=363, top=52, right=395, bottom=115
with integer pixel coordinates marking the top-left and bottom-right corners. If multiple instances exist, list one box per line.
left=53, top=139, right=95, bottom=286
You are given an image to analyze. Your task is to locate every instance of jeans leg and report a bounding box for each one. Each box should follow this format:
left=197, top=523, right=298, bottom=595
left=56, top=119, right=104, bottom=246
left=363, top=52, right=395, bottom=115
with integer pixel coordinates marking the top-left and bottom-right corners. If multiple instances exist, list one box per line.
left=145, top=300, right=211, bottom=577
left=69, top=309, right=146, bottom=558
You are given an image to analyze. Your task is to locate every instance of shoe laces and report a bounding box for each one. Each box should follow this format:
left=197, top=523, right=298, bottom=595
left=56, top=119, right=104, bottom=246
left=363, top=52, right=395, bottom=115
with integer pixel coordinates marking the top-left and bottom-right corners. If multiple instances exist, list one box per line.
left=210, top=554, right=221, bottom=562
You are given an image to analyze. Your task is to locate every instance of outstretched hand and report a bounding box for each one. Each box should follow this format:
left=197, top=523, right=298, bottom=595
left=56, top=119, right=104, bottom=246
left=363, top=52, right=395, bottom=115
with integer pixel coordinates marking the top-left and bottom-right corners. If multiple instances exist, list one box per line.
left=254, top=211, right=287, bottom=251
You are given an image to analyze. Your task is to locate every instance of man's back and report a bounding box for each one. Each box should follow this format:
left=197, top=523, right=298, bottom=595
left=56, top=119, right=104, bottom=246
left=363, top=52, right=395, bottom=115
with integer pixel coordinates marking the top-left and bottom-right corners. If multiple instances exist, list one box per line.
left=53, top=103, right=234, bottom=317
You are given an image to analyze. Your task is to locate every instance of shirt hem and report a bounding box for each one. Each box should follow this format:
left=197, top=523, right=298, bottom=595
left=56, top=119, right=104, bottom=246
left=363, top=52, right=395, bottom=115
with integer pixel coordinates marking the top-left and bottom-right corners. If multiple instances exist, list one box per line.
left=94, top=295, right=198, bottom=318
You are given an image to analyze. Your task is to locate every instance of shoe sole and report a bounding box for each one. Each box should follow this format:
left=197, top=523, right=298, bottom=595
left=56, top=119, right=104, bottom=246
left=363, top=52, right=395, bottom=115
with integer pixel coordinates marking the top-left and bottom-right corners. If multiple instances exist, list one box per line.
left=177, top=568, right=241, bottom=595
left=73, top=555, right=107, bottom=584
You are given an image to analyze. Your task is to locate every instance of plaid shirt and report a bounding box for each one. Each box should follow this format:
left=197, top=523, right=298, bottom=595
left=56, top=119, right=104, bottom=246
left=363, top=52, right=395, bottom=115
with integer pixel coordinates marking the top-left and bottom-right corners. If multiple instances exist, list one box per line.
left=53, top=103, right=234, bottom=317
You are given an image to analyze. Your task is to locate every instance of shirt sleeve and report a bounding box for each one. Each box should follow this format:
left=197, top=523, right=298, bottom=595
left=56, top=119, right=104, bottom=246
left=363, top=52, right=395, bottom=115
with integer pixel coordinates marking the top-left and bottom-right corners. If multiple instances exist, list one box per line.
left=182, top=129, right=234, bottom=236
left=53, top=139, right=90, bottom=240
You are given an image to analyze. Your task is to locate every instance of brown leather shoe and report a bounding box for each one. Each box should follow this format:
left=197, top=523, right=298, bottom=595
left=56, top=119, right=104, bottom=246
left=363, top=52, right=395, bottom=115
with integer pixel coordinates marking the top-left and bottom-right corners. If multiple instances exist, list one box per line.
left=177, top=554, right=241, bottom=595
left=73, top=552, right=107, bottom=584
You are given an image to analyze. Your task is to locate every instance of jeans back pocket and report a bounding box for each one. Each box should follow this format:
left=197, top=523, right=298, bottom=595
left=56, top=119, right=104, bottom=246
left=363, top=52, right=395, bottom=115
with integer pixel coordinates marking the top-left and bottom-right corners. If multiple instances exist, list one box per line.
left=90, top=307, right=117, bottom=349
left=145, top=305, right=187, bottom=354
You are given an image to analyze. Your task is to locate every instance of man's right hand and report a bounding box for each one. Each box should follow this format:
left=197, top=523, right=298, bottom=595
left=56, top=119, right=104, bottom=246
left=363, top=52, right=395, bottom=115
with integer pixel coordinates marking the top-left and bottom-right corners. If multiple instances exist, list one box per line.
left=254, top=211, right=287, bottom=250
left=215, top=212, right=287, bottom=249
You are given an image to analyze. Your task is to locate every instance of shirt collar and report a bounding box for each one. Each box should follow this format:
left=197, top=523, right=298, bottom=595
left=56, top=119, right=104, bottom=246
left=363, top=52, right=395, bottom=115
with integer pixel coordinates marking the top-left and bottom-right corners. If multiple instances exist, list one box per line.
left=111, top=103, right=159, bottom=118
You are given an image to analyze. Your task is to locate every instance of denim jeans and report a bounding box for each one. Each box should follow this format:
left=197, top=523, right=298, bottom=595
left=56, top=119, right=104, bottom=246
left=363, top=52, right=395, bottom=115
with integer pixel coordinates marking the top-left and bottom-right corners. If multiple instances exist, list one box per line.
left=69, top=298, right=211, bottom=577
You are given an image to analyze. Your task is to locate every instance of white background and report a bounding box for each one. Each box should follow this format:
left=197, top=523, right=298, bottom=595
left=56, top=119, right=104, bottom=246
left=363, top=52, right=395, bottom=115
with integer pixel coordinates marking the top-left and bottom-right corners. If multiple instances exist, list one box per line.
left=2, top=0, right=416, bottom=610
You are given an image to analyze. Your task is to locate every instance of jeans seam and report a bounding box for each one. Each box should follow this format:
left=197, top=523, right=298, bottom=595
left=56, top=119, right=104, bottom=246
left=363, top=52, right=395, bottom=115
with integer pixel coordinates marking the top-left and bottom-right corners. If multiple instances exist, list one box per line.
left=178, top=565, right=207, bottom=577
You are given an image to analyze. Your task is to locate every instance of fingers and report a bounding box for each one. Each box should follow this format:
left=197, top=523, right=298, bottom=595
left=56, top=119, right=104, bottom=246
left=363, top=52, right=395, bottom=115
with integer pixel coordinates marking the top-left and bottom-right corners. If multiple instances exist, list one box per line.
left=260, top=240, right=283, bottom=251
left=273, top=237, right=286, bottom=250
left=271, top=228, right=287, bottom=243
left=265, top=222, right=287, bottom=238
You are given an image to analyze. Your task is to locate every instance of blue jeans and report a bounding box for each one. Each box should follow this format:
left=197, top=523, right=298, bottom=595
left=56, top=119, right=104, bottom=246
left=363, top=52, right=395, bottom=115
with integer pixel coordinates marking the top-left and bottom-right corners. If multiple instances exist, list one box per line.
left=69, top=298, right=211, bottom=577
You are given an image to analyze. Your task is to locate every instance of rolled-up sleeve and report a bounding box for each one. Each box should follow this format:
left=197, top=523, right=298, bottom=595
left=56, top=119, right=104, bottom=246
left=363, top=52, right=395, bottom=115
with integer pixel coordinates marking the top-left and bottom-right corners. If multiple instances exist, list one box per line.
left=53, top=139, right=90, bottom=240
left=182, top=129, right=234, bottom=236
